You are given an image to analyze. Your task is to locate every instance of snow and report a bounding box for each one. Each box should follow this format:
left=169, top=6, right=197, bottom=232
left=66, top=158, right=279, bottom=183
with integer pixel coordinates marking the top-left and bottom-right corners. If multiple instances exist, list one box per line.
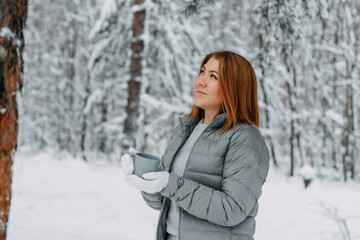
left=299, top=164, right=317, bottom=180
left=87, top=37, right=110, bottom=70
left=0, top=27, right=22, bottom=47
left=7, top=149, right=360, bottom=240
left=88, top=0, right=117, bottom=40
left=256, top=170, right=360, bottom=240
left=0, top=27, right=15, bottom=39
left=325, top=109, right=345, bottom=125
left=83, top=89, right=104, bottom=114
left=131, top=1, right=147, bottom=13
left=8, top=149, right=158, bottom=240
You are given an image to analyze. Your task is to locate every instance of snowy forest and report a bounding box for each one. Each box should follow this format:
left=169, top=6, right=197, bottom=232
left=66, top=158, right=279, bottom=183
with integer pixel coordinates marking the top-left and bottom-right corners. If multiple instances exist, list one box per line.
left=1, top=0, right=360, bottom=239
left=18, top=0, right=360, bottom=181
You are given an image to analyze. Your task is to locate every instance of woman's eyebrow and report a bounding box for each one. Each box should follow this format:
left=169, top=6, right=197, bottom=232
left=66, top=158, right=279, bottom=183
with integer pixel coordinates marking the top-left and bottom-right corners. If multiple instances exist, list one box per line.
left=202, top=65, right=218, bottom=74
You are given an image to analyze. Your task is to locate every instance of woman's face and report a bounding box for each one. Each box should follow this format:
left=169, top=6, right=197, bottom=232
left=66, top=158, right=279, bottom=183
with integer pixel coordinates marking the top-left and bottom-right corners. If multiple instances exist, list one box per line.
left=194, top=57, right=222, bottom=114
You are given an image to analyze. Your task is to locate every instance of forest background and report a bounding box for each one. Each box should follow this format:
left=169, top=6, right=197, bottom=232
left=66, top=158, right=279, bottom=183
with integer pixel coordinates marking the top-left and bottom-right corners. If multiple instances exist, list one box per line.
left=20, top=0, right=360, bottom=181
left=1, top=0, right=360, bottom=239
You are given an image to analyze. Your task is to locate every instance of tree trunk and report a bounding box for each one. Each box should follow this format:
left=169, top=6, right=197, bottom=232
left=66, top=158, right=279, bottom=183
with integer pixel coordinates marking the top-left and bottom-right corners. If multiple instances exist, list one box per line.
left=284, top=68, right=296, bottom=177
left=123, top=0, right=145, bottom=149
left=258, top=34, right=278, bottom=167
left=341, top=2, right=356, bottom=181
left=100, top=100, right=107, bottom=153
left=0, top=0, right=28, bottom=238
left=80, top=74, right=90, bottom=162
left=341, top=80, right=354, bottom=182
left=283, top=56, right=296, bottom=176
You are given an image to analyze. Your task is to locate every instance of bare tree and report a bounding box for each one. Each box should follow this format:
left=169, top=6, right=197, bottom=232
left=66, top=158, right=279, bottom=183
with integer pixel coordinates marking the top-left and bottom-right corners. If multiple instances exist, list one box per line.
left=0, top=0, right=28, bottom=239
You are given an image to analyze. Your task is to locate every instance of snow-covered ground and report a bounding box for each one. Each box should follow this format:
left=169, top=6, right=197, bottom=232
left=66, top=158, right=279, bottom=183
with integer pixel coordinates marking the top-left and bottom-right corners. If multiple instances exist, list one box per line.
left=7, top=149, right=360, bottom=240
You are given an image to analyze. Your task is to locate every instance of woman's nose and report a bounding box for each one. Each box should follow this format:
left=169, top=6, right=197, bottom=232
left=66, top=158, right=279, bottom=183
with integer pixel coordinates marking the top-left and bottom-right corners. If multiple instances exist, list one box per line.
left=198, top=75, right=207, bottom=87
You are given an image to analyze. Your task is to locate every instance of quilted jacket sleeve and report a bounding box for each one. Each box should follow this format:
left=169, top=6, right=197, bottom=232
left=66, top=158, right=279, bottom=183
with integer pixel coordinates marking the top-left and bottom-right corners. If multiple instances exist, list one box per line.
left=160, top=126, right=270, bottom=227
left=141, top=191, right=164, bottom=211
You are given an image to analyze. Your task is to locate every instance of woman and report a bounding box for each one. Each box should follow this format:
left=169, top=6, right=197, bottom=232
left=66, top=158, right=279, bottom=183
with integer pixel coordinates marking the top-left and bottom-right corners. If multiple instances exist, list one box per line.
left=121, top=50, right=270, bottom=240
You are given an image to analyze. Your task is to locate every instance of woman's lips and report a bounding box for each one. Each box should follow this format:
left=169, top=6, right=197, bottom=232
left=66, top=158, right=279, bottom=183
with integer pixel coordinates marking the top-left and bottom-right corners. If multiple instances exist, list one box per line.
left=196, top=90, right=206, bottom=95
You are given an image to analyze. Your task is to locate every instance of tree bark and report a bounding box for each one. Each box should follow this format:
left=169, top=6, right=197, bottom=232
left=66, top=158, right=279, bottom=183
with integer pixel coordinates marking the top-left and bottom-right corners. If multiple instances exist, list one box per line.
left=0, top=0, right=28, bottom=238
left=288, top=90, right=295, bottom=176
left=341, top=79, right=354, bottom=182
left=124, top=0, right=145, bottom=149
left=283, top=57, right=295, bottom=177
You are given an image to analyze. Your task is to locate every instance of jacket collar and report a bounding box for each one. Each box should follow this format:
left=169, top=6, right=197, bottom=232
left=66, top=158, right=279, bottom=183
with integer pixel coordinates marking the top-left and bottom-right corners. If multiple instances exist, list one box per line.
left=179, top=113, right=227, bottom=130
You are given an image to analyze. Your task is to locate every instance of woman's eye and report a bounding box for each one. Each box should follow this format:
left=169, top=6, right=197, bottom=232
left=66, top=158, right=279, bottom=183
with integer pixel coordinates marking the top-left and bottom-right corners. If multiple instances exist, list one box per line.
left=198, top=70, right=216, bottom=79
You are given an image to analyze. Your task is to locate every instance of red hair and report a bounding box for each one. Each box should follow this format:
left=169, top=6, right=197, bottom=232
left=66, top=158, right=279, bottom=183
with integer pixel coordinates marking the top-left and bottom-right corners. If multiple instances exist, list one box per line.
left=189, top=51, right=259, bottom=132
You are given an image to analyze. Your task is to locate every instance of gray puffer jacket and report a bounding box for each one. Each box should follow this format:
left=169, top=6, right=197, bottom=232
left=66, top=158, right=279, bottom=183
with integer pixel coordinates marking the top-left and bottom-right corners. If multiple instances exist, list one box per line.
left=141, top=113, right=270, bottom=240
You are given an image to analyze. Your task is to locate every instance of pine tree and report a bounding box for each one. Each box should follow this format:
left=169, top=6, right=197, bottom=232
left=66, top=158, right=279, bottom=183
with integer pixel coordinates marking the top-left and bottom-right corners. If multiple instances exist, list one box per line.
left=123, top=0, right=146, bottom=150
left=0, top=1, right=28, bottom=238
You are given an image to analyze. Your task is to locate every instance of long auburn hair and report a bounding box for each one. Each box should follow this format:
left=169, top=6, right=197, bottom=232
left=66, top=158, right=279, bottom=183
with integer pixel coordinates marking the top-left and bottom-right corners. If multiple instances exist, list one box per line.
left=189, top=50, right=260, bottom=133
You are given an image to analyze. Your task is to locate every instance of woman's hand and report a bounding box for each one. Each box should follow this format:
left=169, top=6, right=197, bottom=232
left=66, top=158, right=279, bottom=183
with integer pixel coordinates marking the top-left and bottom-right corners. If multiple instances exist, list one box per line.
left=120, top=147, right=138, bottom=176
left=121, top=147, right=169, bottom=194
left=126, top=171, right=170, bottom=194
